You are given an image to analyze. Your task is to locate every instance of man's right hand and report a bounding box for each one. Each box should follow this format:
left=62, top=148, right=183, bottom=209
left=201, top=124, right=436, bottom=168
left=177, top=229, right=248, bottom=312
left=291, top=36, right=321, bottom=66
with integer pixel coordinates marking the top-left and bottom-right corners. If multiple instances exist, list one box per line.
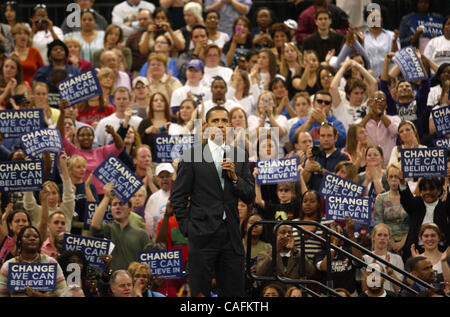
left=103, top=183, right=114, bottom=199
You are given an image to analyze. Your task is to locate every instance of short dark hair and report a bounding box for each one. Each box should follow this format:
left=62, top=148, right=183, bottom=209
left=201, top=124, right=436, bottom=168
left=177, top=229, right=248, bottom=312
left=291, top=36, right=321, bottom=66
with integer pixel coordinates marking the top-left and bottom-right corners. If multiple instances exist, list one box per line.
left=211, top=76, right=227, bottom=88
left=205, top=106, right=230, bottom=122
left=314, top=90, right=332, bottom=102
left=315, top=9, right=331, bottom=20
left=318, top=122, right=338, bottom=136
left=192, top=24, right=208, bottom=35
left=418, top=177, right=444, bottom=193
left=203, top=9, right=220, bottom=21
left=405, top=256, right=428, bottom=273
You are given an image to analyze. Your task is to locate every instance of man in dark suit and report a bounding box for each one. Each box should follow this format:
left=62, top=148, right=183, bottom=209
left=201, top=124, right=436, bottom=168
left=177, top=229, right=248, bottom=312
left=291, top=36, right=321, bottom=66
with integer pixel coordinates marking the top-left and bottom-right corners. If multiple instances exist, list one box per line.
left=171, top=106, right=255, bottom=297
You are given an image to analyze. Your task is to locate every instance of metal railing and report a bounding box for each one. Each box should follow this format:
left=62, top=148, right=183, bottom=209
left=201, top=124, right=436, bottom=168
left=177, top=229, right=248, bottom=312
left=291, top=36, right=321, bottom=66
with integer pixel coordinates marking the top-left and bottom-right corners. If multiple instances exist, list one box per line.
left=246, top=220, right=434, bottom=297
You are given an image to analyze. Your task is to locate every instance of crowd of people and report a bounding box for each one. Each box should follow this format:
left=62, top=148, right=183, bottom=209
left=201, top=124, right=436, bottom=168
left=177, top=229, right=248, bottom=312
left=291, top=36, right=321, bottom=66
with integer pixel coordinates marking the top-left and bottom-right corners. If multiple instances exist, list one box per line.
left=0, top=0, right=448, bottom=298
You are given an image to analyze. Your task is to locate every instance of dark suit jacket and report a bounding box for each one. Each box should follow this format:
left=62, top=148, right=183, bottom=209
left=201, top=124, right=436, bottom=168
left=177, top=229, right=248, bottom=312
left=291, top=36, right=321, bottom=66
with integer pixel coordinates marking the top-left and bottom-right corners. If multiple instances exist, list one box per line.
left=171, top=142, right=255, bottom=255
left=400, top=184, right=450, bottom=260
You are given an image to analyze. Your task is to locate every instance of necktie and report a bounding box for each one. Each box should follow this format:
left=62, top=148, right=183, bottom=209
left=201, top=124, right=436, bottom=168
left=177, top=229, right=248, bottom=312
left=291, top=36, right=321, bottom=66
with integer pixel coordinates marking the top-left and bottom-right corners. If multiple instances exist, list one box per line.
left=214, top=146, right=225, bottom=190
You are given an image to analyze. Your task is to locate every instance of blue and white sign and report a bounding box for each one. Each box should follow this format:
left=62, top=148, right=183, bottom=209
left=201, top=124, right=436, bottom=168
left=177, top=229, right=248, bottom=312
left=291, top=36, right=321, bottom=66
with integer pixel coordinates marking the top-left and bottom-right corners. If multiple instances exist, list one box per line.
left=61, top=233, right=113, bottom=271
left=83, top=202, right=114, bottom=230
left=433, top=137, right=450, bottom=149
left=0, top=109, right=44, bottom=138
left=58, top=69, right=102, bottom=106
left=401, top=148, right=447, bottom=178
left=93, top=153, right=143, bottom=202
left=325, top=194, right=372, bottom=225
left=410, top=14, right=444, bottom=38
left=256, top=157, right=300, bottom=185
left=20, top=128, right=62, bottom=157
left=154, top=134, right=196, bottom=163
left=393, top=47, right=427, bottom=82
left=138, top=249, right=183, bottom=280
left=0, top=160, right=44, bottom=192
left=431, top=106, right=450, bottom=136
left=7, top=263, right=57, bottom=293
left=319, top=172, right=365, bottom=198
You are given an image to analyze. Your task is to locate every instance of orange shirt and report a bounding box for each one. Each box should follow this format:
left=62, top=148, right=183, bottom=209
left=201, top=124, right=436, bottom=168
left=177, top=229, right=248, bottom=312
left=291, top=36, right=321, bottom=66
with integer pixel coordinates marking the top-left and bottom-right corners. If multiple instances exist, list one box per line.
left=20, top=47, right=44, bottom=86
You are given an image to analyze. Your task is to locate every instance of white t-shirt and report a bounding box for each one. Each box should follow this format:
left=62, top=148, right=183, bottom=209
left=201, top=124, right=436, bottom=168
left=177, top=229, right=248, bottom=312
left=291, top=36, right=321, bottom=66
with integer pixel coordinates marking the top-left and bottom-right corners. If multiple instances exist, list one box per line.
left=202, top=99, right=242, bottom=119
left=247, top=114, right=289, bottom=158
left=226, top=84, right=260, bottom=116
left=201, top=66, right=233, bottom=88
left=169, top=84, right=211, bottom=111
left=112, top=1, right=155, bottom=38
left=361, top=252, right=404, bottom=293
left=95, top=113, right=142, bottom=146
left=144, top=189, right=170, bottom=241
left=424, top=35, right=450, bottom=67
left=333, top=100, right=368, bottom=131
left=207, top=32, right=230, bottom=49
left=427, top=85, right=442, bottom=107
left=32, top=27, right=64, bottom=65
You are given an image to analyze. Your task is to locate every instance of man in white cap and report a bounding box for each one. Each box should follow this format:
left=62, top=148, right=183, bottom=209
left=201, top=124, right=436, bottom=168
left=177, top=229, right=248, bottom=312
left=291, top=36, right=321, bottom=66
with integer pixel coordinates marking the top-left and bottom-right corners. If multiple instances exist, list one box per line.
left=131, top=76, right=151, bottom=119
left=144, top=162, right=174, bottom=241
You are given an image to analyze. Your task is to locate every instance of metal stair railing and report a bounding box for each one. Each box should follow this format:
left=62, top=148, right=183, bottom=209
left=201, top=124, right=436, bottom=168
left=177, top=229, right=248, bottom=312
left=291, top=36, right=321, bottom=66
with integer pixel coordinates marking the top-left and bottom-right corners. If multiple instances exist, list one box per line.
left=247, top=220, right=434, bottom=297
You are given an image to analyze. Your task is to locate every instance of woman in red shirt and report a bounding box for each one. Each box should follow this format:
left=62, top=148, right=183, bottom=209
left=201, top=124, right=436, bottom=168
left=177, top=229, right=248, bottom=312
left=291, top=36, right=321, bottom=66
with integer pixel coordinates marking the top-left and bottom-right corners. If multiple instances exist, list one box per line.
left=76, top=95, right=116, bottom=129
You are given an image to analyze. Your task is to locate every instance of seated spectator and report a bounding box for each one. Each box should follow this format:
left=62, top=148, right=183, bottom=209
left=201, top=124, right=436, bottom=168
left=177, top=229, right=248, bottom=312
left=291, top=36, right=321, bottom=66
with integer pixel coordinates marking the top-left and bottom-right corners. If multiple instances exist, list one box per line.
left=204, top=10, right=229, bottom=49
left=60, top=0, right=108, bottom=34
left=96, top=67, right=115, bottom=106
left=358, top=145, right=389, bottom=197
left=302, top=9, right=344, bottom=63
left=373, top=163, right=409, bottom=254
left=91, top=183, right=151, bottom=271
left=168, top=98, right=202, bottom=135
left=0, top=226, right=67, bottom=297
left=359, top=263, right=398, bottom=297
left=97, top=50, right=131, bottom=91
left=126, top=8, right=152, bottom=75
left=130, top=145, right=158, bottom=196
left=130, top=77, right=150, bottom=119
left=201, top=44, right=233, bottom=87
left=112, top=0, right=156, bottom=39
left=261, top=283, right=283, bottom=297
left=77, top=95, right=116, bottom=129
left=65, top=36, right=93, bottom=72
left=109, top=270, right=133, bottom=297
left=30, top=4, right=63, bottom=66
left=31, top=82, right=60, bottom=125
left=270, top=78, right=296, bottom=120
left=41, top=212, right=67, bottom=259
left=400, top=256, right=435, bottom=297
left=399, top=177, right=450, bottom=261
left=0, top=2, right=18, bottom=54
left=280, top=42, right=303, bottom=95
left=295, top=0, right=349, bottom=46
left=269, top=23, right=291, bottom=64
left=285, top=286, right=303, bottom=297
left=60, top=285, right=85, bottom=297
left=427, top=62, right=450, bottom=111
left=64, top=9, right=105, bottom=63
left=203, top=76, right=241, bottom=116
left=251, top=6, right=275, bottom=37
left=10, top=23, right=44, bottom=86
left=424, top=16, right=450, bottom=67
left=128, top=262, right=165, bottom=297
left=0, top=56, right=30, bottom=109
left=314, top=219, right=363, bottom=296
left=345, top=124, right=372, bottom=173
left=358, top=93, right=402, bottom=167
left=289, top=130, right=313, bottom=166
left=291, top=50, right=320, bottom=96
left=227, top=67, right=260, bottom=116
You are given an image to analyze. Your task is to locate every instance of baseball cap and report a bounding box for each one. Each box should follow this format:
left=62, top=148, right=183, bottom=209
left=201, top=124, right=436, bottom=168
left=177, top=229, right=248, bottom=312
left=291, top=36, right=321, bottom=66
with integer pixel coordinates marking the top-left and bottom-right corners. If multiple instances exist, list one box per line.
left=186, top=59, right=204, bottom=71
left=132, top=76, right=149, bottom=88
left=155, top=163, right=175, bottom=176
left=284, top=19, right=298, bottom=30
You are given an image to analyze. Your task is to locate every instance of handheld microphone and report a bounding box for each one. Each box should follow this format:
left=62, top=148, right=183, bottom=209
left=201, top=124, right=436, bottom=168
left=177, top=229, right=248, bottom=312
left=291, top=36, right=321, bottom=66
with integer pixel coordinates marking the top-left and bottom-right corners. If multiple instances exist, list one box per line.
left=222, top=145, right=231, bottom=178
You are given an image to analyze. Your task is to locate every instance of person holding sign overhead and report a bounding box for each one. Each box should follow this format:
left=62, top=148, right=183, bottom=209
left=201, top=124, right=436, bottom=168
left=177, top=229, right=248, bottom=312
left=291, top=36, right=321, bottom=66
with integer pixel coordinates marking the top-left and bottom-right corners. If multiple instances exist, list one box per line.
left=171, top=106, right=254, bottom=297
left=57, top=98, right=125, bottom=196
left=0, top=226, right=67, bottom=297
left=91, top=183, right=150, bottom=271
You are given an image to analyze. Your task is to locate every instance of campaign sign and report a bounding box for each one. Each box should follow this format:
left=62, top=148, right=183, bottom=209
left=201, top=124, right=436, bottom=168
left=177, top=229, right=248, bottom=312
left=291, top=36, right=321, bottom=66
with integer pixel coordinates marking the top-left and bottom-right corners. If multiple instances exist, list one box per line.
left=0, top=160, right=44, bottom=192
left=58, top=69, right=102, bottom=106
left=433, top=137, right=450, bottom=149
left=319, top=172, right=365, bottom=198
left=325, top=194, right=372, bottom=225
left=93, top=153, right=143, bottom=202
left=401, top=148, right=447, bottom=178
left=393, top=47, right=427, bottom=82
left=154, top=134, right=196, bottom=162
left=83, top=202, right=114, bottom=230
left=431, top=106, right=450, bottom=136
left=256, top=157, right=300, bottom=185
left=138, top=249, right=183, bottom=280
left=20, top=128, right=62, bottom=157
left=61, top=233, right=111, bottom=270
left=410, top=14, right=444, bottom=38
left=7, top=263, right=57, bottom=293
left=0, top=109, right=44, bottom=138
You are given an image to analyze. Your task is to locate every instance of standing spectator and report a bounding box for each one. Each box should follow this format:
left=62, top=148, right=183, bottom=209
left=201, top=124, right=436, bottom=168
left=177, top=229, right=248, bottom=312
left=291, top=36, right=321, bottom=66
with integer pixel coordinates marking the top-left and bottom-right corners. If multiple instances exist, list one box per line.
left=359, top=263, right=397, bottom=297
left=345, top=124, right=372, bottom=172
left=380, top=52, right=431, bottom=139
left=30, top=4, right=63, bottom=66
left=126, top=8, right=153, bottom=75
left=0, top=56, right=29, bottom=108
left=144, top=163, right=174, bottom=241
left=91, top=184, right=151, bottom=271
left=31, top=82, right=60, bottom=126
left=159, top=0, right=202, bottom=31
left=424, top=16, right=450, bottom=67
left=64, top=9, right=105, bottom=63
left=302, top=9, right=344, bottom=63
left=65, top=37, right=93, bottom=72
left=41, top=212, right=67, bottom=259
left=201, top=44, right=233, bottom=87
left=358, top=93, right=402, bottom=167
left=301, top=122, right=350, bottom=191
left=60, top=0, right=108, bottom=34
left=204, top=0, right=252, bottom=35
left=388, top=120, right=427, bottom=167
left=290, top=50, right=320, bottom=96
left=10, top=23, right=43, bottom=86
left=336, top=0, right=370, bottom=30
left=98, top=50, right=131, bottom=91
left=179, top=2, right=203, bottom=52
left=202, top=76, right=241, bottom=115
left=399, top=256, right=435, bottom=297
left=77, top=95, right=116, bottom=129
left=223, top=17, right=254, bottom=69
left=268, top=23, right=291, bottom=64
left=227, top=67, right=260, bottom=116
left=373, top=163, right=409, bottom=254
left=357, top=145, right=389, bottom=197
left=330, top=59, right=378, bottom=131
left=112, top=0, right=156, bottom=39
left=295, top=0, right=349, bottom=46
left=204, top=10, right=229, bottom=49
left=131, top=76, right=151, bottom=119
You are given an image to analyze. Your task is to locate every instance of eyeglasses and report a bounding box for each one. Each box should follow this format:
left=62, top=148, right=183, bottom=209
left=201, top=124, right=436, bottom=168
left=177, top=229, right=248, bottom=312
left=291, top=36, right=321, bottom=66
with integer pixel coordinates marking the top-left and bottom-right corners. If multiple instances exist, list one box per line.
left=134, top=85, right=147, bottom=89
left=82, top=8, right=95, bottom=14
left=278, top=188, right=291, bottom=193
left=316, top=99, right=332, bottom=105
left=320, top=121, right=334, bottom=127
left=374, top=97, right=386, bottom=101
left=320, top=74, right=333, bottom=80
